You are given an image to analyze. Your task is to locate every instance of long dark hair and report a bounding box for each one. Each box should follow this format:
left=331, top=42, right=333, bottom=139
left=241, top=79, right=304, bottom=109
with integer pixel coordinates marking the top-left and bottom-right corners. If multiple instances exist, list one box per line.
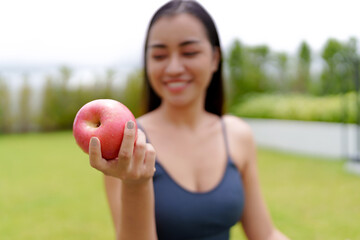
left=142, top=0, right=224, bottom=116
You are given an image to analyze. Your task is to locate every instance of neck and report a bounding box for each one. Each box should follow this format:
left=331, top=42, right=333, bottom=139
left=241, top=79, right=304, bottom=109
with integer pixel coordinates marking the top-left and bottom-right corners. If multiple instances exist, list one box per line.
left=156, top=100, right=208, bottom=129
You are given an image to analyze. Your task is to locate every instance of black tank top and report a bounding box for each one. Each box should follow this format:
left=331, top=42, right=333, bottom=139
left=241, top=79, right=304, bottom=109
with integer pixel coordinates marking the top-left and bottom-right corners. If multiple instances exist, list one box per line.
left=137, top=119, right=245, bottom=240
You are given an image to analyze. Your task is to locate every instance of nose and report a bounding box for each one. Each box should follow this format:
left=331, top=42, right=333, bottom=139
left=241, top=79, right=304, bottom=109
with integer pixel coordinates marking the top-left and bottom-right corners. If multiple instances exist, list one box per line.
left=165, top=54, right=184, bottom=76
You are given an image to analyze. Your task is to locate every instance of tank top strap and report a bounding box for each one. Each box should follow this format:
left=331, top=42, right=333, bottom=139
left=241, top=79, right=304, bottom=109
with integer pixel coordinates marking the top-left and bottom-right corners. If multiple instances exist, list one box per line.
left=220, top=117, right=231, bottom=159
left=138, top=119, right=231, bottom=156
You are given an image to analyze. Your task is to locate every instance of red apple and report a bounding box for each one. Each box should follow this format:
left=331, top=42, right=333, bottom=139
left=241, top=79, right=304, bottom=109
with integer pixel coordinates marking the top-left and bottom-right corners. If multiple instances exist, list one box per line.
left=73, top=99, right=137, bottom=160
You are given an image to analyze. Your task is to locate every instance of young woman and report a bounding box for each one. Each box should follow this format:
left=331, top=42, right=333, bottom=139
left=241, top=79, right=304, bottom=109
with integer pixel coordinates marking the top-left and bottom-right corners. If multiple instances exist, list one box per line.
left=89, top=1, right=289, bottom=239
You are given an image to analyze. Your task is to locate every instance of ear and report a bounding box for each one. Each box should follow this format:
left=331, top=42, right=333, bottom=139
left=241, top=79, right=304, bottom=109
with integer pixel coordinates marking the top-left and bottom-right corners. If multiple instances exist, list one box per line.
left=211, top=46, right=220, bottom=73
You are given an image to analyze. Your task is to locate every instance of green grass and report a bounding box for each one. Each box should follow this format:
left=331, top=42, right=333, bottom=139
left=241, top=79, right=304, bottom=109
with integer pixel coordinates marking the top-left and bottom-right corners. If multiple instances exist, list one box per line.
left=1, top=132, right=359, bottom=239
left=230, top=148, right=360, bottom=240
left=0, top=132, right=114, bottom=240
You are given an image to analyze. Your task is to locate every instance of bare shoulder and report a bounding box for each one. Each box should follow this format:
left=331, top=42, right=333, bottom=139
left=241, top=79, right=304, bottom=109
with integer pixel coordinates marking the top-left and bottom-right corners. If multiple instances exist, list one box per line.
left=136, top=111, right=158, bottom=128
left=136, top=112, right=152, bottom=124
left=222, top=115, right=255, bottom=143
left=222, top=115, right=256, bottom=171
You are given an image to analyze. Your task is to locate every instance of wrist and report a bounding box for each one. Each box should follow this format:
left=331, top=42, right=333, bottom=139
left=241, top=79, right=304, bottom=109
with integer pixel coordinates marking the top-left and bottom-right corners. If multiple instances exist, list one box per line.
left=121, top=178, right=153, bottom=194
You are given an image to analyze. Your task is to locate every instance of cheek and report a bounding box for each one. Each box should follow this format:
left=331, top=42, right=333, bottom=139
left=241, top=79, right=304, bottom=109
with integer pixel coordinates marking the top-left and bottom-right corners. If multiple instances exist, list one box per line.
left=147, top=65, right=160, bottom=84
left=146, top=61, right=163, bottom=95
left=190, top=58, right=214, bottom=85
left=147, top=57, right=162, bottom=77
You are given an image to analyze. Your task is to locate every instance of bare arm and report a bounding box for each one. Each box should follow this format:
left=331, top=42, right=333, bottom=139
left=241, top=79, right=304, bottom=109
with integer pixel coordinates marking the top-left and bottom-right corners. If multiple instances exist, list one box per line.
left=103, top=175, right=121, bottom=237
left=225, top=116, right=289, bottom=240
left=240, top=126, right=274, bottom=239
left=90, top=121, right=157, bottom=240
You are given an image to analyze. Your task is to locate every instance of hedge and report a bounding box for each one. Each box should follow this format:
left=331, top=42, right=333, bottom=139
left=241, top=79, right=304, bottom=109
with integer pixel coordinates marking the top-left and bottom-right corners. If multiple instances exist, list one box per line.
left=230, top=92, right=358, bottom=124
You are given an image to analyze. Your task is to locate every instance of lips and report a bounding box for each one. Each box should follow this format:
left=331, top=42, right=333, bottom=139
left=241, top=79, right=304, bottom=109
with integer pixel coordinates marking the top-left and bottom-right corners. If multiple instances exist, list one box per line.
left=163, top=80, right=191, bottom=93
left=167, top=81, right=187, bottom=88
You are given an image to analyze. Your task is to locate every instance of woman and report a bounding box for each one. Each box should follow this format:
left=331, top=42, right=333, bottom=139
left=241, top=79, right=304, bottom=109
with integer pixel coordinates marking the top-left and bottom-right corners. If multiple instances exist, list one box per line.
left=89, top=1, right=289, bottom=239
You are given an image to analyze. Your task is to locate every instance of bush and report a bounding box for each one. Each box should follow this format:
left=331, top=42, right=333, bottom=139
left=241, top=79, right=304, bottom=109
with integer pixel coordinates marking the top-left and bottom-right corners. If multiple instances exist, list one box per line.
left=230, top=92, right=357, bottom=123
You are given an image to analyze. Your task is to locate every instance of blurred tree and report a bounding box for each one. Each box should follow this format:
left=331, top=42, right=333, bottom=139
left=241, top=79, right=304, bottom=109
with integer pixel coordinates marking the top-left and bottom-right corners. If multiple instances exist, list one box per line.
left=104, top=69, right=116, bottom=99
left=57, top=66, right=75, bottom=129
left=246, top=45, right=270, bottom=92
left=18, top=74, right=32, bottom=132
left=321, top=38, right=343, bottom=94
left=121, top=69, right=144, bottom=118
left=59, top=65, right=71, bottom=90
left=275, top=52, right=288, bottom=92
left=227, top=39, right=244, bottom=106
left=336, top=38, right=359, bottom=124
left=294, top=41, right=312, bottom=93
left=39, top=75, right=58, bottom=131
left=339, top=37, right=358, bottom=92
left=0, top=76, right=12, bottom=133
left=39, top=67, right=129, bottom=131
left=321, top=38, right=358, bottom=95
left=227, top=39, right=271, bottom=106
left=39, top=66, right=75, bottom=131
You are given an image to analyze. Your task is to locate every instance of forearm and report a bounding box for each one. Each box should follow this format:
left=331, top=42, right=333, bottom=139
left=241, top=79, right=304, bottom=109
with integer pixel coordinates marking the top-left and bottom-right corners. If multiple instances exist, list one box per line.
left=104, top=175, right=122, bottom=236
left=97, top=126, right=157, bottom=240
left=119, top=179, right=157, bottom=240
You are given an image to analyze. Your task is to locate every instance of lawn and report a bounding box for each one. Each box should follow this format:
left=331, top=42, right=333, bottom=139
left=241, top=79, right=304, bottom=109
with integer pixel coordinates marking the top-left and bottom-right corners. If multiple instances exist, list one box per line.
left=1, top=132, right=359, bottom=240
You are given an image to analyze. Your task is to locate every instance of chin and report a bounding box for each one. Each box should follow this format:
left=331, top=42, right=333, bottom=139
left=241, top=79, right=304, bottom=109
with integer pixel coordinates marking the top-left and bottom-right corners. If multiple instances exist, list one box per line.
left=166, top=96, right=202, bottom=109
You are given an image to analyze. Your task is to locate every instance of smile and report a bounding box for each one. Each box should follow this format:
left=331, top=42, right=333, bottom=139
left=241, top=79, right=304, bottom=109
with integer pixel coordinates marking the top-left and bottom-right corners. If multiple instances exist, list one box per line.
left=164, top=80, right=192, bottom=93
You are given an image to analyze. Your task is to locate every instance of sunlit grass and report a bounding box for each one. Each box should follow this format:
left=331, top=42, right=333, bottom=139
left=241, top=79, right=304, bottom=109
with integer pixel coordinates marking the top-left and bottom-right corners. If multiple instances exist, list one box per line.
left=0, top=132, right=114, bottom=240
left=231, top=148, right=360, bottom=240
left=1, top=132, right=359, bottom=239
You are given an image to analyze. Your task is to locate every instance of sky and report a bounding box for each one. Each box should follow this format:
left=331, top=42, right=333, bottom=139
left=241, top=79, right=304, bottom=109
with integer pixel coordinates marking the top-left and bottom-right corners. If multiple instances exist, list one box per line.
left=1, top=0, right=360, bottom=71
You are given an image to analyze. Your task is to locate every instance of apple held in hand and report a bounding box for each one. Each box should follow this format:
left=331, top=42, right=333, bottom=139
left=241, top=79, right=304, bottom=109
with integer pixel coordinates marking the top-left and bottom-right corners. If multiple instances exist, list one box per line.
left=73, top=99, right=137, bottom=160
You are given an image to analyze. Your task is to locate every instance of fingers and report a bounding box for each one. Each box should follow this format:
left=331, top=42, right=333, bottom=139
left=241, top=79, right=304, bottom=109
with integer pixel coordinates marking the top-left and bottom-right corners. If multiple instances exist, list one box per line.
left=118, top=121, right=136, bottom=169
left=144, top=143, right=156, bottom=177
left=89, top=137, right=106, bottom=171
left=132, top=130, right=147, bottom=172
left=120, top=128, right=156, bottom=180
left=89, top=122, right=157, bottom=181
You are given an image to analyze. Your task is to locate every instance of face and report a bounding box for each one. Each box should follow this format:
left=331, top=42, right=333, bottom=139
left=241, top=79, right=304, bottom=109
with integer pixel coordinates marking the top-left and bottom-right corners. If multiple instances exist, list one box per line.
left=146, top=13, right=219, bottom=108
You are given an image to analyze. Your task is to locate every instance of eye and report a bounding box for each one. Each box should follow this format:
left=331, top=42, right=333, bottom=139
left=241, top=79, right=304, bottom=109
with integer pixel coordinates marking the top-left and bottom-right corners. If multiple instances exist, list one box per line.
left=183, top=52, right=199, bottom=57
left=152, top=55, right=167, bottom=60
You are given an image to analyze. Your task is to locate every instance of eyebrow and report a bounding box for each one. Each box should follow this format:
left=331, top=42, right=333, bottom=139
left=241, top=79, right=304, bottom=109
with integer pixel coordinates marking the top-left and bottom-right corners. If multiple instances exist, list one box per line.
left=180, top=40, right=201, bottom=47
left=148, top=40, right=201, bottom=49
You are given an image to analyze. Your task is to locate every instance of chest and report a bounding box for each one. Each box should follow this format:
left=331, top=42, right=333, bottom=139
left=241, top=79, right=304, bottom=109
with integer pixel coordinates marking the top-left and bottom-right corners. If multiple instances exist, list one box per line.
left=153, top=157, right=245, bottom=240
left=147, top=126, right=227, bottom=193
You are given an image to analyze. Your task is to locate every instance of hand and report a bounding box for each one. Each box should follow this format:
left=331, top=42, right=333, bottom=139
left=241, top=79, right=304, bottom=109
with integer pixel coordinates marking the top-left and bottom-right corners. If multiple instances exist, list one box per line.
left=89, top=121, right=156, bottom=185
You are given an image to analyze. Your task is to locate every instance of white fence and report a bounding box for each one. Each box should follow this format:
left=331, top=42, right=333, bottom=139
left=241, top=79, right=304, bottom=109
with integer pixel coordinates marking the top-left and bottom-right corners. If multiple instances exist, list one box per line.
left=243, top=118, right=359, bottom=160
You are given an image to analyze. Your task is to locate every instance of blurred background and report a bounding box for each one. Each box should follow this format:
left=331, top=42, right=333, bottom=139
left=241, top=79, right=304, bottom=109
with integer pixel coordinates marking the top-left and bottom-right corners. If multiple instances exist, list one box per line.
left=0, top=0, right=360, bottom=133
left=1, top=0, right=359, bottom=133
left=1, top=0, right=360, bottom=239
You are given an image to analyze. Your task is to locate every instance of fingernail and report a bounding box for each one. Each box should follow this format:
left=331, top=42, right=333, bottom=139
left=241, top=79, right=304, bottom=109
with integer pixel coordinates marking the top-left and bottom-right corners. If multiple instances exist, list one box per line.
left=127, top=121, right=134, bottom=129
left=90, top=137, right=97, bottom=146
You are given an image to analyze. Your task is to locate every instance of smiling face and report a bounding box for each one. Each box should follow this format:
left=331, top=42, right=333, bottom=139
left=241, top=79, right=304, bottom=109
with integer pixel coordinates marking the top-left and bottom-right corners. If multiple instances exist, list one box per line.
left=146, top=13, right=219, bottom=109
